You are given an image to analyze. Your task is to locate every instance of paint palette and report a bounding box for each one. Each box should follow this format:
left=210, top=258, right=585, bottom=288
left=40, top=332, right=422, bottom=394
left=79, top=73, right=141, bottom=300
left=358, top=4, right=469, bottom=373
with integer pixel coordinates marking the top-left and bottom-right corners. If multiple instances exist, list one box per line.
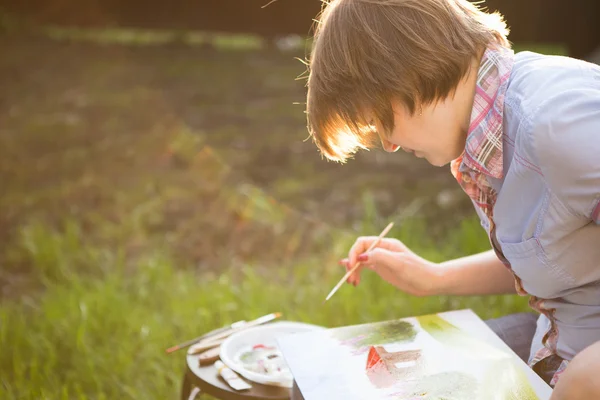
left=219, top=321, right=325, bottom=388
left=278, top=309, right=553, bottom=400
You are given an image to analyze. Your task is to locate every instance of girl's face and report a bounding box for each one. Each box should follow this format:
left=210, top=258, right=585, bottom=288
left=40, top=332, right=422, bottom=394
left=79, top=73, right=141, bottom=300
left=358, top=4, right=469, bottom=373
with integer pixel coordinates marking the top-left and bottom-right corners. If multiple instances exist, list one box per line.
left=376, top=97, right=469, bottom=167
left=373, top=57, right=480, bottom=167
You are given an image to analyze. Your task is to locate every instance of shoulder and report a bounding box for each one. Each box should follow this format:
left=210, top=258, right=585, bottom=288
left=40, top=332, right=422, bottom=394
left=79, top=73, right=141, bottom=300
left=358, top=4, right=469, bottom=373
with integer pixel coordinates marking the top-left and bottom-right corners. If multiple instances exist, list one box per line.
left=505, top=52, right=600, bottom=216
left=506, top=52, right=600, bottom=167
left=527, top=59, right=600, bottom=186
left=505, top=51, right=600, bottom=116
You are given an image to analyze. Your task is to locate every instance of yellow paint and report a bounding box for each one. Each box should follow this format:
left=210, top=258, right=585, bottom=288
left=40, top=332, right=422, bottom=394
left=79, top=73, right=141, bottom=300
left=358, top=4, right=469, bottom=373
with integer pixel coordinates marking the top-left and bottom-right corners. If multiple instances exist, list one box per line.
left=416, top=314, right=540, bottom=400
left=417, top=314, right=510, bottom=360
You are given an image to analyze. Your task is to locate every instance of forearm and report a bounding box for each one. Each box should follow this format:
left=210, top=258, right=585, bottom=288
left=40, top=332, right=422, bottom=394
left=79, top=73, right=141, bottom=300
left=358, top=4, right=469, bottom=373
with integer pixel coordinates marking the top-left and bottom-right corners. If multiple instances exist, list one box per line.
left=432, top=250, right=517, bottom=296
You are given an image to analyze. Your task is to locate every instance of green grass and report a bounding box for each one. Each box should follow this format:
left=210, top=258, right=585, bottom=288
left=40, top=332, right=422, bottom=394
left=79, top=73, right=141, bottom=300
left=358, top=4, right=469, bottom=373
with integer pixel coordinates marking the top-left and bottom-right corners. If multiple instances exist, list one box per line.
left=0, top=211, right=530, bottom=399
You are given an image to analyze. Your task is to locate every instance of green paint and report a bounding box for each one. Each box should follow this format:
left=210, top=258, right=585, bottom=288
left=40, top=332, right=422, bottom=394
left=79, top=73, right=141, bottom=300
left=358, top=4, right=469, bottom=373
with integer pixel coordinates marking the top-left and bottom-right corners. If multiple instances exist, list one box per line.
left=417, top=314, right=540, bottom=400
left=392, top=372, right=478, bottom=399
left=417, top=314, right=508, bottom=359
left=480, top=358, right=540, bottom=400
left=331, top=320, right=417, bottom=348
left=509, top=363, right=541, bottom=400
left=417, top=314, right=462, bottom=335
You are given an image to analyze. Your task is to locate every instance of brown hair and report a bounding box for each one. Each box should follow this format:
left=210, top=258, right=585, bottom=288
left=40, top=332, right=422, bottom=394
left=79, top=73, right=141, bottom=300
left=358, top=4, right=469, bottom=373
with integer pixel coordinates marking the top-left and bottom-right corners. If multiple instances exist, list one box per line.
left=306, top=0, right=510, bottom=162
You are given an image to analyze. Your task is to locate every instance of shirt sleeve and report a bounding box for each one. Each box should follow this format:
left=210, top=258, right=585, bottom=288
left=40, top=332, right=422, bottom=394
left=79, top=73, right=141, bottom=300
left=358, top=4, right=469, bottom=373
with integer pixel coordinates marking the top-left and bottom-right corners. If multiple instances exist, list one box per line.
left=532, top=80, right=600, bottom=224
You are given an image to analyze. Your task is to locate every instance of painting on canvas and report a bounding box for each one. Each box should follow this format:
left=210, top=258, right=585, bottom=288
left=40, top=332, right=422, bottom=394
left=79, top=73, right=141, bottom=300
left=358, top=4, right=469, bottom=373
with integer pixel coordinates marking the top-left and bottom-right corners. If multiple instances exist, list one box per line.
left=277, top=309, right=552, bottom=400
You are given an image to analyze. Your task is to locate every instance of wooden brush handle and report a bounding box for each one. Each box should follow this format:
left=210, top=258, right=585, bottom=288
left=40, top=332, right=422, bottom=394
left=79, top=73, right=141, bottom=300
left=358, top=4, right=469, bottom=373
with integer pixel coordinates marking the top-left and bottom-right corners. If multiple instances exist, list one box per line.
left=188, top=338, right=225, bottom=355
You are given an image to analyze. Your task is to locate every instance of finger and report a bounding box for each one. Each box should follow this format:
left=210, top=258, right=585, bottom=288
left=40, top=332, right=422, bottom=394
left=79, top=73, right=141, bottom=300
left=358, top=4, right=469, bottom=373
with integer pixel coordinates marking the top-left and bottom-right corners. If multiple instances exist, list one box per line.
left=344, top=260, right=360, bottom=286
left=348, top=262, right=359, bottom=286
left=338, top=258, right=354, bottom=284
left=353, top=262, right=373, bottom=286
left=360, top=248, right=402, bottom=271
left=343, top=260, right=352, bottom=284
left=345, top=257, right=361, bottom=284
left=348, top=236, right=379, bottom=267
left=371, top=238, right=406, bottom=253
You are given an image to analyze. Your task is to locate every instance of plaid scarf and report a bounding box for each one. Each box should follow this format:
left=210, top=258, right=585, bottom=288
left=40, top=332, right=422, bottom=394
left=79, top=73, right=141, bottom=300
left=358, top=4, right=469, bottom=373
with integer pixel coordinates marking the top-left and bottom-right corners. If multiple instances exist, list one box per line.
left=450, top=47, right=512, bottom=218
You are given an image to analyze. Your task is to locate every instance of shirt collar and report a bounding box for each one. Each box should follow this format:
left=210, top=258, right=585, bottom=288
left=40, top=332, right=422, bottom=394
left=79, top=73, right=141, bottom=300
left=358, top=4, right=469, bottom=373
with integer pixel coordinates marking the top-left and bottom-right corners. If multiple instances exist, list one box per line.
left=456, top=47, right=514, bottom=180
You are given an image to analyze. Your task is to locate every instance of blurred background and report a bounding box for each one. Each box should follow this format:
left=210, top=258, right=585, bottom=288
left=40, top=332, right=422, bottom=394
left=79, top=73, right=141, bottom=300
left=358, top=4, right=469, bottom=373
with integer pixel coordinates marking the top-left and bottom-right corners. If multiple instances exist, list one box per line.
left=0, top=1, right=598, bottom=398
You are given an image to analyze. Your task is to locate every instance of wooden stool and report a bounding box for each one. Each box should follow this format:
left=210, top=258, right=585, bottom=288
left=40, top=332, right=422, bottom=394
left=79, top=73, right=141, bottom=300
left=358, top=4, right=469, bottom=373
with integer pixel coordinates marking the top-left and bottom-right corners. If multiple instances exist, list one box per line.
left=181, top=352, right=291, bottom=400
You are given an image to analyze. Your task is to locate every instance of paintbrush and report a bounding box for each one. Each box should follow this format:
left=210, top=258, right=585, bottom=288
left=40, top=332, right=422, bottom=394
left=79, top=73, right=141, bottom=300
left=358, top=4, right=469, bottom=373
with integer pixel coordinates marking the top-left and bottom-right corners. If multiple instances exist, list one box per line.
left=187, top=338, right=227, bottom=355
left=166, top=320, right=247, bottom=354
left=187, top=312, right=282, bottom=355
left=325, top=222, right=394, bottom=301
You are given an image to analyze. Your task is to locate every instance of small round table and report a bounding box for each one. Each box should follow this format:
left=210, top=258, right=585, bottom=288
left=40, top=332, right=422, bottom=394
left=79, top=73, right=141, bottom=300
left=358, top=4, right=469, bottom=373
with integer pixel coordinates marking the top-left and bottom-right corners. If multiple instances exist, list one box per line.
left=181, top=352, right=291, bottom=400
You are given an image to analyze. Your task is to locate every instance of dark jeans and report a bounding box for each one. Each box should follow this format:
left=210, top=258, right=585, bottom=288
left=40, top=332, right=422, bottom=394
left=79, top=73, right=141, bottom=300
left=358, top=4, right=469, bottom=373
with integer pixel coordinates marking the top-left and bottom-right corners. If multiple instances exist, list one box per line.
left=291, top=312, right=539, bottom=400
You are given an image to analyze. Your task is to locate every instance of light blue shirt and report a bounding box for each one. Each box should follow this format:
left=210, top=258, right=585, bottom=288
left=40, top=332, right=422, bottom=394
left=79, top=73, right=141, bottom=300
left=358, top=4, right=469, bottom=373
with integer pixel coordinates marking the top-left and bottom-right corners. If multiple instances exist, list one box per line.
left=475, top=51, right=600, bottom=363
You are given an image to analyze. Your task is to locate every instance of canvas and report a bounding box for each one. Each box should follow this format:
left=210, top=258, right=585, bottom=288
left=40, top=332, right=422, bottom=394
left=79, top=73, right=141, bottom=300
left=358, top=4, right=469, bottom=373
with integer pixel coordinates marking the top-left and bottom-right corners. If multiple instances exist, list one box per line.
left=277, top=309, right=552, bottom=400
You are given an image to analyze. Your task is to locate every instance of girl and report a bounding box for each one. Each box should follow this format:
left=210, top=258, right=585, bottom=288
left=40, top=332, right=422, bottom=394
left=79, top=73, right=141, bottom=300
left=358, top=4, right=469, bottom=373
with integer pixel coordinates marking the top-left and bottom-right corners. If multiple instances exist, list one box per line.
left=305, top=0, right=600, bottom=397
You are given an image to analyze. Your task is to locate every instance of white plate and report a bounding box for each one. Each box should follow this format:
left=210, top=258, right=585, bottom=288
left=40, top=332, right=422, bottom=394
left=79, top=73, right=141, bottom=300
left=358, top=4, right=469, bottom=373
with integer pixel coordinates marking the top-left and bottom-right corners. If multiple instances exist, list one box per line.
left=219, top=321, right=324, bottom=388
